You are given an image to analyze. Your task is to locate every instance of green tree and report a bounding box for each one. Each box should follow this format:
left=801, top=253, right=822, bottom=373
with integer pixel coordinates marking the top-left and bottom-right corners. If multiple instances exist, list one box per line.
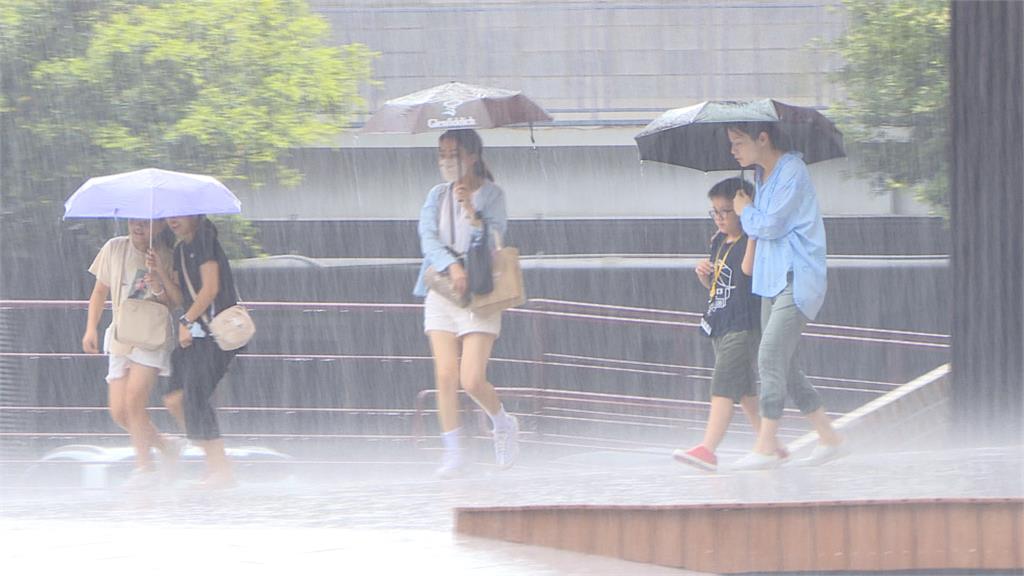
left=829, top=0, right=950, bottom=215
left=2, top=0, right=148, bottom=213
left=31, top=0, right=375, bottom=190
left=1, top=0, right=375, bottom=293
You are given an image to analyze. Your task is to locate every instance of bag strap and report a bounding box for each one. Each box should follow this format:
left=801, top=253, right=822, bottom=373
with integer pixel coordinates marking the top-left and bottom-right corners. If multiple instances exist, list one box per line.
left=179, top=247, right=212, bottom=325
left=114, top=237, right=153, bottom=305
left=447, top=183, right=455, bottom=249
left=439, top=183, right=463, bottom=260
left=114, top=240, right=130, bottom=306
left=179, top=242, right=246, bottom=321
left=447, top=183, right=462, bottom=258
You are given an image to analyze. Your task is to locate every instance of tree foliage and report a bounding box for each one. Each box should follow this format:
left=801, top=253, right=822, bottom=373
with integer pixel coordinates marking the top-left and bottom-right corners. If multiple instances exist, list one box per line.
left=1, top=0, right=375, bottom=268
left=829, top=0, right=950, bottom=215
left=28, top=0, right=375, bottom=189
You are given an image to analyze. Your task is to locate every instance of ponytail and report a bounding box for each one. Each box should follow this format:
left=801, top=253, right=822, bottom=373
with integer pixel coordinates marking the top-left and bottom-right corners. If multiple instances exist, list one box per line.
left=474, top=158, right=495, bottom=182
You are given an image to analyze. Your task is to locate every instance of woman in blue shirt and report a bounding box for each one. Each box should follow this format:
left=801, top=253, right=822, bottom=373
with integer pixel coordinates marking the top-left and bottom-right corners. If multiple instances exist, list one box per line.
left=415, top=129, right=520, bottom=477
left=727, top=122, right=847, bottom=470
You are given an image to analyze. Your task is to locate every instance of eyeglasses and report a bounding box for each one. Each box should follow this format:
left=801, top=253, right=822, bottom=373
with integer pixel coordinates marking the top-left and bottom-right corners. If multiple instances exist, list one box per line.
left=708, top=209, right=735, bottom=219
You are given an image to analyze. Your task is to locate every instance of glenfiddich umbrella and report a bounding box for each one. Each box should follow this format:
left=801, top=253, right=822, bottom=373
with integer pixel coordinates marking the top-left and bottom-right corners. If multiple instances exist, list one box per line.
left=361, top=81, right=552, bottom=136
left=635, top=99, right=846, bottom=171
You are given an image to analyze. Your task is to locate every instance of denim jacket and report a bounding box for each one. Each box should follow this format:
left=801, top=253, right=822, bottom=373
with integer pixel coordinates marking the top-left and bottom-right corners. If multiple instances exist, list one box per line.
left=413, top=180, right=508, bottom=297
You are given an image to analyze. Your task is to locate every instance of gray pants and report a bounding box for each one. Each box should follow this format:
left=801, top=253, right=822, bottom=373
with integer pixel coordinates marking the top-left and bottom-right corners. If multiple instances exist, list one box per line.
left=758, top=282, right=823, bottom=420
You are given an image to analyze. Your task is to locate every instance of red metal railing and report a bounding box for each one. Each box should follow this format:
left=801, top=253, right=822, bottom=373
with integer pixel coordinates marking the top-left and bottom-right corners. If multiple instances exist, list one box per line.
left=0, top=298, right=948, bottom=455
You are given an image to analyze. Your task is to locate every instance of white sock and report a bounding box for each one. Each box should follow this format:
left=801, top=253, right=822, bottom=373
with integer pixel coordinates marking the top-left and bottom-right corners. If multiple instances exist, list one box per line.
left=441, top=427, right=463, bottom=453
left=489, top=405, right=513, bottom=431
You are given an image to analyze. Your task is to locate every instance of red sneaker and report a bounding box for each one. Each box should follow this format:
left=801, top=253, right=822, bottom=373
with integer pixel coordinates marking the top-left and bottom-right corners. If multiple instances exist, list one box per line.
left=673, top=445, right=718, bottom=472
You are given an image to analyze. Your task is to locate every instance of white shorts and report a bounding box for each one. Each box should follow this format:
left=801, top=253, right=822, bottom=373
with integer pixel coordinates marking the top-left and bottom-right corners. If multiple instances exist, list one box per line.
left=104, top=328, right=172, bottom=383
left=423, top=290, right=501, bottom=338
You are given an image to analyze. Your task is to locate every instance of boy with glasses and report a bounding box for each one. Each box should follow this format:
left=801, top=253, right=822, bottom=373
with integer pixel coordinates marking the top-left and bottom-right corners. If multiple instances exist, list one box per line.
left=674, top=178, right=779, bottom=471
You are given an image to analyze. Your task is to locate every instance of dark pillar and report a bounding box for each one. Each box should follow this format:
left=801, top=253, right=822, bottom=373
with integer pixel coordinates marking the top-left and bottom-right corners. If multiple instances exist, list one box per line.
left=949, top=0, right=1024, bottom=441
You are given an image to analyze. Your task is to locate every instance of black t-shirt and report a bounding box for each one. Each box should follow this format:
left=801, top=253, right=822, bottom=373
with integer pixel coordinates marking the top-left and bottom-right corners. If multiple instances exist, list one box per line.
left=174, top=221, right=237, bottom=326
left=700, top=232, right=760, bottom=337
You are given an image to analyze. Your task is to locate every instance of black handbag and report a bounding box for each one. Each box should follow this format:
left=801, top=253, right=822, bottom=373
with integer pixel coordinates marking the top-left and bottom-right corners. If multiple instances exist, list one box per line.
left=466, top=217, right=494, bottom=295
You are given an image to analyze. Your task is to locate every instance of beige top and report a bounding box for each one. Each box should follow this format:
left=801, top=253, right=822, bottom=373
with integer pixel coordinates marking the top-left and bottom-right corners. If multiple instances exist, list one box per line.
left=88, top=236, right=173, bottom=355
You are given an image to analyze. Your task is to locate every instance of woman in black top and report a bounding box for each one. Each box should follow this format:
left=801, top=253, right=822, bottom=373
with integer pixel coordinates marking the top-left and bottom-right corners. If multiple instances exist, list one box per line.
left=159, top=215, right=239, bottom=489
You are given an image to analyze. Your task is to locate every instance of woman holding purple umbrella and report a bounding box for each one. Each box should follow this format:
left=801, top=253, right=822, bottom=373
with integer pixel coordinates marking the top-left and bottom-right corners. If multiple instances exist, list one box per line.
left=82, top=218, right=185, bottom=488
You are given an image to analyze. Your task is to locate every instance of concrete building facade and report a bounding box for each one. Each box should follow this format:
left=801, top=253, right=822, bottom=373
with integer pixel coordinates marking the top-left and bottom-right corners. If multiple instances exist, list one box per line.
left=235, top=0, right=933, bottom=220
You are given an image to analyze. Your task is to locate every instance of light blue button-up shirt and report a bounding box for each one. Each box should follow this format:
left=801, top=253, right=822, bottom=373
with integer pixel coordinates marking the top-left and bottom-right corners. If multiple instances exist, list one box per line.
left=413, top=180, right=508, bottom=297
left=740, top=152, right=827, bottom=320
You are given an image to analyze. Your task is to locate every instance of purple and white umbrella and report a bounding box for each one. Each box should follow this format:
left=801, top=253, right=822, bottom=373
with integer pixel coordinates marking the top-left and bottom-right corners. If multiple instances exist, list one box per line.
left=64, top=168, right=241, bottom=220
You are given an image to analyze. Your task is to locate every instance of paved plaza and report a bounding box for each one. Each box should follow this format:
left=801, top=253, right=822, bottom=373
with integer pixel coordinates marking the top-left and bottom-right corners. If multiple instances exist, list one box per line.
left=1, top=445, right=1019, bottom=575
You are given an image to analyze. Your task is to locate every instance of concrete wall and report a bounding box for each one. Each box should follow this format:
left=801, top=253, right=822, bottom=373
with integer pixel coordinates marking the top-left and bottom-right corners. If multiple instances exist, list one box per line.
left=233, top=0, right=934, bottom=220
left=312, top=0, right=848, bottom=113
left=236, top=143, right=928, bottom=220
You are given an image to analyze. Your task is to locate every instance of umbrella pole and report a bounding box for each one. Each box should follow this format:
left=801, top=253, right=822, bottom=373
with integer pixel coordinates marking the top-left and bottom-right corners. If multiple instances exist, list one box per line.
left=148, top=192, right=154, bottom=269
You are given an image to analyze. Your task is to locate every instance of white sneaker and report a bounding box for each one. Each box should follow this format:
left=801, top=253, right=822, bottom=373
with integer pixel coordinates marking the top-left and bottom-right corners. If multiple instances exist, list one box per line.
left=434, top=449, right=465, bottom=480
left=730, top=451, right=782, bottom=471
left=493, top=415, right=520, bottom=469
left=122, top=467, right=161, bottom=490
left=797, top=442, right=850, bottom=466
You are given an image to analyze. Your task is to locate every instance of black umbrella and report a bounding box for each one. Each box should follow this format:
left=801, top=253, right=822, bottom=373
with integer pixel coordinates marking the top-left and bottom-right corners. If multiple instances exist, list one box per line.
left=634, top=99, right=846, bottom=171
left=361, top=81, right=552, bottom=136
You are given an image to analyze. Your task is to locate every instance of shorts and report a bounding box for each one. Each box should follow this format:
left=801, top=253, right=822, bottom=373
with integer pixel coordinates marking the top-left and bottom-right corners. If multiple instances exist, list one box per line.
left=103, top=328, right=171, bottom=382
left=710, top=329, right=760, bottom=402
left=423, top=290, right=501, bottom=337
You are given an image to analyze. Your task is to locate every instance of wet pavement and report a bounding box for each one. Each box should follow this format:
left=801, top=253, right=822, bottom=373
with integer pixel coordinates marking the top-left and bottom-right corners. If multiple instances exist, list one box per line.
left=1, top=445, right=1020, bottom=575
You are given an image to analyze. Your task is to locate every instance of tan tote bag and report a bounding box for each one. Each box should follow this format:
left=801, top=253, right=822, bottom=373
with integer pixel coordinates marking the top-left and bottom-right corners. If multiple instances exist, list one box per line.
left=116, top=299, right=172, bottom=351
left=470, top=242, right=526, bottom=316
left=113, top=244, right=172, bottom=351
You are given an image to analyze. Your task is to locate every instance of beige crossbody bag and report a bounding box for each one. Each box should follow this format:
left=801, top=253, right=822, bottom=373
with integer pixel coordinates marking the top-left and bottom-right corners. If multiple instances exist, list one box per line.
left=180, top=249, right=255, bottom=351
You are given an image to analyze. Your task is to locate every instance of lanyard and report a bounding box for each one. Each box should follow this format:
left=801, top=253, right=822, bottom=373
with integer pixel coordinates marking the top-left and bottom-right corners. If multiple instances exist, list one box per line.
left=708, top=235, right=743, bottom=300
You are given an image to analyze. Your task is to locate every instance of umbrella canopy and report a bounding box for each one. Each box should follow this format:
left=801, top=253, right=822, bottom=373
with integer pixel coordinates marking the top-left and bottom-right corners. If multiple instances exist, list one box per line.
left=634, top=99, right=846, bottom=171
left=64, top=168, right=241, bottom=220
left=361, top=81, right=552, bottom=134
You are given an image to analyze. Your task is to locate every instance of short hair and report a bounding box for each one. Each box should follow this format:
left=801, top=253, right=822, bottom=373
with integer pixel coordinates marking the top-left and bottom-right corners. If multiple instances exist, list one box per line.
left=707, top=177, right=755, bottom=201
left=725, top=122, right=787, bottom=151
